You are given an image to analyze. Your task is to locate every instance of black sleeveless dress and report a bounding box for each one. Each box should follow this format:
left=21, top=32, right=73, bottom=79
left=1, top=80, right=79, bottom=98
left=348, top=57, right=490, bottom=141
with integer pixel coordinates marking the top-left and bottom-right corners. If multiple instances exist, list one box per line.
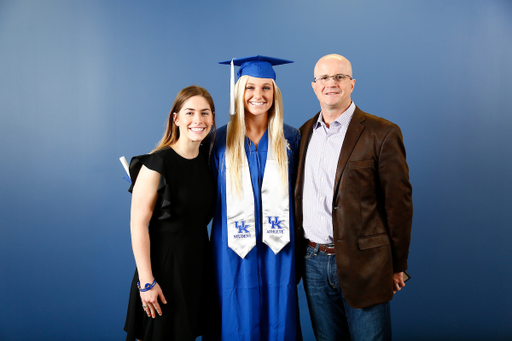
left=124, top=147, right=219, bottom=341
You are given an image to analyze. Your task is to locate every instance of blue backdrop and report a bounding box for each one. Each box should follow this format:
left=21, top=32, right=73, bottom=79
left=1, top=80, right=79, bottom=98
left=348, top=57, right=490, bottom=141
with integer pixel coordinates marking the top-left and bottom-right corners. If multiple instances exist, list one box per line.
left=1, top=1, right=511, bottom=340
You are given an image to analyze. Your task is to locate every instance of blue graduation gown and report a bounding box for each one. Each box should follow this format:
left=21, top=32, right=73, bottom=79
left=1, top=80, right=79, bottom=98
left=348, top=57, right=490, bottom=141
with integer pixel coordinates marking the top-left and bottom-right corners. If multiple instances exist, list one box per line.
left=208, top=124, right=301, bottom=341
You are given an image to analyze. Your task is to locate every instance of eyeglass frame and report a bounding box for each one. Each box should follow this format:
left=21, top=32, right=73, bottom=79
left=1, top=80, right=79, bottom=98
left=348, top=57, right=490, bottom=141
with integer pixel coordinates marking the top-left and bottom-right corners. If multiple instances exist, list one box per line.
left=313, top=73, right=353, bottom=83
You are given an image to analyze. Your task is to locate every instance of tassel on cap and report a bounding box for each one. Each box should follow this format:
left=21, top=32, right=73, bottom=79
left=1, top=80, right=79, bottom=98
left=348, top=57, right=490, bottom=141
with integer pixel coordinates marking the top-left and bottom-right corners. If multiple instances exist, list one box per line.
left=230, top=59, right=235, bottom=116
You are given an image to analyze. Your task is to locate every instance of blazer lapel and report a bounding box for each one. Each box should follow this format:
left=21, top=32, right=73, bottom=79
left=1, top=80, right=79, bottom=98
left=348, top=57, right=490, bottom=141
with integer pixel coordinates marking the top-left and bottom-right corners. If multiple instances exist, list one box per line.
left=295, top=112, right=320, bottom=197
left=333, top=107, right=366, bottom=197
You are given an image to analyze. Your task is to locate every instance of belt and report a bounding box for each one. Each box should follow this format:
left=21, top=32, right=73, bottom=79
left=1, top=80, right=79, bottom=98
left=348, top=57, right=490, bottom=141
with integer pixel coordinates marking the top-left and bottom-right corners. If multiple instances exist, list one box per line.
left=307, top=239, right=336, bottom=255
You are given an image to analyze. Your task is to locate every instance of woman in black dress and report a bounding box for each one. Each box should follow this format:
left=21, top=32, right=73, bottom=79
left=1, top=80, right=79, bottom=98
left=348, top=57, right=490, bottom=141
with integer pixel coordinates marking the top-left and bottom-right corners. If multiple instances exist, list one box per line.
left=124, top=85, right=218, bottom=341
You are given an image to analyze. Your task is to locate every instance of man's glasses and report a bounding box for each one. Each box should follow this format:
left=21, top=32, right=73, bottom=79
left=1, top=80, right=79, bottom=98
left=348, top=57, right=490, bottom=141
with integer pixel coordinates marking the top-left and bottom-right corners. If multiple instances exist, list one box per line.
left=313, top=74, right=352, bottom=84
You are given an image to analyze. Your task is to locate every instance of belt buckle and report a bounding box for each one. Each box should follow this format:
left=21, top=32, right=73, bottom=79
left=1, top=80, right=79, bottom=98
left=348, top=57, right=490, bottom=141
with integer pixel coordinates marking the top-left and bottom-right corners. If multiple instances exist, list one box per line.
left=323, top=243, right=335, bottom=255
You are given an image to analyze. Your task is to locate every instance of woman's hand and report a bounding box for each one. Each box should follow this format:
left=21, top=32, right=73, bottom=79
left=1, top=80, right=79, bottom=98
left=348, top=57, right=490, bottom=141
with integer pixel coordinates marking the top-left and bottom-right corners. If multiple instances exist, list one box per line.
left=140, top=282, right=167, bottom=318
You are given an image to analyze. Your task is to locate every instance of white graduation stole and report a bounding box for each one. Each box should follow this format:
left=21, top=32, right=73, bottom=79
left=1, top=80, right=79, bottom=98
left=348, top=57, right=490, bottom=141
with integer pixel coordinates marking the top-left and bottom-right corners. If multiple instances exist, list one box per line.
left=225, top=139, right=290, bottom=258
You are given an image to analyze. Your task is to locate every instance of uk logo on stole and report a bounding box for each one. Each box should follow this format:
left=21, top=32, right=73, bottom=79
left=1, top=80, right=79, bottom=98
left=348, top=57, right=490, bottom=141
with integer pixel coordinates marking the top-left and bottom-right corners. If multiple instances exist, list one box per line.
left=266, top=216, right=285, bottom=234
left=234, top=220, right=252, bottom=239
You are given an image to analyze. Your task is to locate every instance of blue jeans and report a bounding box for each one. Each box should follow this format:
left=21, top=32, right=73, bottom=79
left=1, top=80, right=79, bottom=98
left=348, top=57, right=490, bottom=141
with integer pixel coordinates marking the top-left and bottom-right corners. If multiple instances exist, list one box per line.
left=303, top=244, right=391, bottom=341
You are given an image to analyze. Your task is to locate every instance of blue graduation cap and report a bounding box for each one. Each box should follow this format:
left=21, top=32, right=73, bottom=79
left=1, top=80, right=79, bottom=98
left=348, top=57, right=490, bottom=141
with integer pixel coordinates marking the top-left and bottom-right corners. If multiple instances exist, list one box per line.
left=219, top=55, right=293, bottom=80
left=219, top=55, right=293, bottom=115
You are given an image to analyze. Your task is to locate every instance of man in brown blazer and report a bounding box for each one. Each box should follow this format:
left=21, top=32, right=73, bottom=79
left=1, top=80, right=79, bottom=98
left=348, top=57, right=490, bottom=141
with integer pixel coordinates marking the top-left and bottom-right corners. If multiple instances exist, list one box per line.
left=294, top=54, right=413, bottom=340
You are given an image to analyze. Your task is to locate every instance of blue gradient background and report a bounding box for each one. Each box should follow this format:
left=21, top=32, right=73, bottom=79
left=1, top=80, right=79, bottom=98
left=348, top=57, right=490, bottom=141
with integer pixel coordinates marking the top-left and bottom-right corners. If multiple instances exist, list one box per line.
left=1, top=1, right=511, bottom=340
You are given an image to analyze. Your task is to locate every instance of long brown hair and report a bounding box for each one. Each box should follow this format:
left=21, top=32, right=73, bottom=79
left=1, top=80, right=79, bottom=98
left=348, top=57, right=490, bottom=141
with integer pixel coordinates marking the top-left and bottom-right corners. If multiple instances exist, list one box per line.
left=152, top=85, right=216, bottom=153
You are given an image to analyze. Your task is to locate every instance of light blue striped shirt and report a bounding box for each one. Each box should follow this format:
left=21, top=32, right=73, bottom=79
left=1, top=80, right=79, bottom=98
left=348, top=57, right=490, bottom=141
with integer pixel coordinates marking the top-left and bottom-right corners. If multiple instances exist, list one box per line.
left=302, top=102, right=356, bottom=244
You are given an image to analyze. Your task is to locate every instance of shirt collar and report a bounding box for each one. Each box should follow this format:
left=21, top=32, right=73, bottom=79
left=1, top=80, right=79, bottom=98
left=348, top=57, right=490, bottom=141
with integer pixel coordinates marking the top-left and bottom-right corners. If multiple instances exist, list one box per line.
left=313, top=102, right=356, bottom=130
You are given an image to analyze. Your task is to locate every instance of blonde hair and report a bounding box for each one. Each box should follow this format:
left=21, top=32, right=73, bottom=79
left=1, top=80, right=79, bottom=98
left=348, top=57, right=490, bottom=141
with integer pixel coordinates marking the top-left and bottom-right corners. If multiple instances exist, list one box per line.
left=152, top=85, right=216, bottom=153
left=226, top=75, right=289, bottom=196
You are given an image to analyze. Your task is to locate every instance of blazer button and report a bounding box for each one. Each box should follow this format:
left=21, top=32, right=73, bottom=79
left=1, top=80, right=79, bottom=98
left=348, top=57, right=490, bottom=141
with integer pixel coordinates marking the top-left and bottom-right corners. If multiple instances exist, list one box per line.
left=334, top=207, right=339, bottom=210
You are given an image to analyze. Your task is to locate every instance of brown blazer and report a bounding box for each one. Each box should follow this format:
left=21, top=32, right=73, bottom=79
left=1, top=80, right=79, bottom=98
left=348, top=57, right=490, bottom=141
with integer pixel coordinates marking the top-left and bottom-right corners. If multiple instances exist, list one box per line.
left=294, top=106, right=413, bottom=309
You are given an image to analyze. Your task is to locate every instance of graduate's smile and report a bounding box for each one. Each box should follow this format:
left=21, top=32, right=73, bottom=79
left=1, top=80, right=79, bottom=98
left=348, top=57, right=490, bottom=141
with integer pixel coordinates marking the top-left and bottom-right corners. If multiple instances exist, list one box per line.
left=244, top=77, right=274, bottom=116
left=248, top=101, right=267, bottom=106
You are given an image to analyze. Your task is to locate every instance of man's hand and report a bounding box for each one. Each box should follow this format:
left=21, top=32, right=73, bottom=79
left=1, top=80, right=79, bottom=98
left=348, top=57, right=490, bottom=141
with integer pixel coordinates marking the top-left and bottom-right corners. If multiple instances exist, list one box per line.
left=393, top=272, right=406, bottom=294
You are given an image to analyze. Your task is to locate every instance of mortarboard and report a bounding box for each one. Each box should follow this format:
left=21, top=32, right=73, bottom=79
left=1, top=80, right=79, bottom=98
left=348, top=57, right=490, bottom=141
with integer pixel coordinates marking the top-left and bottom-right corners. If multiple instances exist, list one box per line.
left=219, top=55, right=294, bottom=80
left=219, top=55, right=293, bottom=115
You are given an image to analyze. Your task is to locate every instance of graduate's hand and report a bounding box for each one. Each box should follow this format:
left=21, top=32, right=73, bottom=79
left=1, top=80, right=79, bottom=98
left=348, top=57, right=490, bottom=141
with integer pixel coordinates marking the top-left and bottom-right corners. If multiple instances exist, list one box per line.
left=393, top=272, right=406, bottom=294
left=140, top=283, right=167, bottom=318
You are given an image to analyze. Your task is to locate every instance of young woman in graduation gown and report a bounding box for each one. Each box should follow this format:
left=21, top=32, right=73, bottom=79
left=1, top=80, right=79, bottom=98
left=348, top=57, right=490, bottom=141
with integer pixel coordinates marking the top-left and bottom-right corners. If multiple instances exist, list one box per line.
left=206, top=56, right=302, bottom=341
left=124, top=85, right=219, bottom=341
